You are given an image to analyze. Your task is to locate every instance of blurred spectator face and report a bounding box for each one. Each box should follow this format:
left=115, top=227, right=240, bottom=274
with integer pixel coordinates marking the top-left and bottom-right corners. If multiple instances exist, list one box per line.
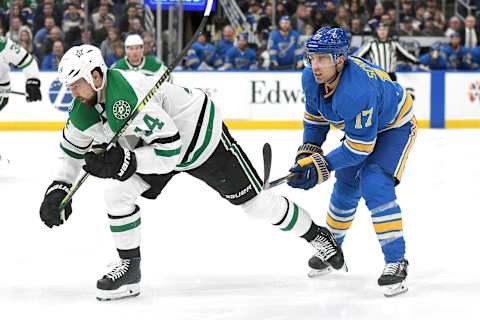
left=304, top=23, right=315, bottom=36
left=376, top=25, right=389, bottom=41
left=279, top=19, right=291, bottom=32
left=223, top=25, right=235, bottom=41
left=107, top=29, right=119, bottom=42
left=103, top=17, right=114, bottom=30
left=326, top=1, right=336, bottom=12
left=424, top=18, right=434, bottom=29
left=416, top=6, right=425, bottom=20
left=43, top=3, right=54, bottom=16
left=131, top=18, right=143, bottom=32
left=381, top=14, right=392, bottom=25
left=350, top=2, right=359, bottom=14
left=197, top=34, right=207, bottom=45
left=237, top=36, right=248, bottom=51
left=337, top=7, right=348, bottom=20
left=114, top=44, right=125, bottom=58
left=66, top=4, right=77, bottom=15
left=52, top=40, right=64, bottom=57
left=296, top=4, right=308, bottom=19
left=126, top=44, right=143, bottom=65
left=351, top=18, right=362, bottom=33
left=11, top=17, right=22, bottom=31
left=49, top=27, right=62, bottom=41
left=127, top=6, right=137, bottom=18
left=402, top=1, right=412, bottom=12
left=450, top=35, right=461, bottom=47
left=143, top=33, right=154, bottom=55
left=44, top=17, right=55, bottom=30
left=11, top=5, right=20, bottom=17
left=465, top=16, right=476, bottom=29
left=19, top=30, right=30, bottom=43
left=373, top=4, right=384, bottom=17
left=265, top=4, right=273, bottom=17
left=388, top=9, right=397, bottom=22
left=99, top=5, right=109, bottom=17
left=449, top=17, right=461, bottom=31
left=249, top=2, right=261, bottom=14
left=426, top=0, right=437, bottom=10
left=402, top=19, right=414, bottom=32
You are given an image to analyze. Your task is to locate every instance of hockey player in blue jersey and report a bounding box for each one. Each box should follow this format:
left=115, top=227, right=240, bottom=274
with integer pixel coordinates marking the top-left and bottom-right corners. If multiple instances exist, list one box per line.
left=287, top=27, right=417, bottom=297
left=223, top=33, right=257, bottom=70
left=268, top=16, right=303, bottom=70
left=419, top=43, right=448, bottom=70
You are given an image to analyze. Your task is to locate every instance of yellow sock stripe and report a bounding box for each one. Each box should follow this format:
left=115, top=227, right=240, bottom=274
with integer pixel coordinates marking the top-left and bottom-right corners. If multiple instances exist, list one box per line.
left=327, top=214, right=353, bottom=230
left=373, top=219, right=403, bottom=234
left=395, top=117, right=418, bottom=181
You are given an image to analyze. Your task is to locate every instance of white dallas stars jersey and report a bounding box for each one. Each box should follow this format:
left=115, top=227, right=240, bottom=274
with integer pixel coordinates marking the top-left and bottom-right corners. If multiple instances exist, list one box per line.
left=56, top=69, right=222, bottom=184
left=0, top=36, right=40, bottom=90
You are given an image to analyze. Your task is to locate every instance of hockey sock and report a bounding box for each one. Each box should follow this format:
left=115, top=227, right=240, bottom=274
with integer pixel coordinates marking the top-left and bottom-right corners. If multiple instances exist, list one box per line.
left=109, top=205, right=141, bottom=253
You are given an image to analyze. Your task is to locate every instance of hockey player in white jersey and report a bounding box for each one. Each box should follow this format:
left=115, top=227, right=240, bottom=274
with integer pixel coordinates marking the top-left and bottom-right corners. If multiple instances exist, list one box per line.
left=0, top=36, right=42, bottom=165
left=38, top=45, right=345, bottom=301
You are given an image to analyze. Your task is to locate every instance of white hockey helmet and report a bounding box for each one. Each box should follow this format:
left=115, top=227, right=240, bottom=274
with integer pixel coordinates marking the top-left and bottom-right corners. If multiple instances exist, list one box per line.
left=125, top=34, right=144, bottom=48
left=58, top=44, right=108, bottom=92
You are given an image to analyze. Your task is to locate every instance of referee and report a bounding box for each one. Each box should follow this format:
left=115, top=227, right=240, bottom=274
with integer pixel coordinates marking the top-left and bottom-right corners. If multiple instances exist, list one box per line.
left=354, top=23, right=419, bottom=81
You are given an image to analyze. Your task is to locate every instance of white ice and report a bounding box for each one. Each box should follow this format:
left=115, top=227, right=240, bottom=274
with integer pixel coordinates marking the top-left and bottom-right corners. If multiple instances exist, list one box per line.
left=0, top=129, right=477, bottom=319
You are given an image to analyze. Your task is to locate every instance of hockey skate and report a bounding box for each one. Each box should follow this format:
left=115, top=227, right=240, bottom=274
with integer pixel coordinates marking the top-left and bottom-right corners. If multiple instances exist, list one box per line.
left=96, top=258, right=141, bottom=301
left=378, top=258, right=409, bottom=297
left=308, top=226, right=347, bottom=278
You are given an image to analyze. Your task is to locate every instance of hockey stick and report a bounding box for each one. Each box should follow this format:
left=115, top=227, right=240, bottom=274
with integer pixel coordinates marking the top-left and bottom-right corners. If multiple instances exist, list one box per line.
left=0, top=89, right=26, bottom=96
left=59, top=0, right=215, bottom=216
left=262, top=142, right=299, bottom=190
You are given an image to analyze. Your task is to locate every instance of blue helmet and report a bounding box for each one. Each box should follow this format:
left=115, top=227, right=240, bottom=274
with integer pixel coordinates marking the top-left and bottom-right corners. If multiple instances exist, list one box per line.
left=305, top=27, right=350, bottom=62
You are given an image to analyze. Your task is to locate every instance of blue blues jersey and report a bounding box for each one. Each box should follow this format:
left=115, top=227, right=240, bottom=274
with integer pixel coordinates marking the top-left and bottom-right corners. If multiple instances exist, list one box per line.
left=469, top=46, right=480, bottom=68
left=443, top=45, right=471, bottom=70
left=225, top=46, right=257, bottom=70
left=215, top=39, right=234, bottom=64
left=302, top=56, right=414, bottom=171
left=186, top=42, right=223, bottom=69
left=419, top=53, right=448, bottom=70
left=268, top=30, right=303, bottom=66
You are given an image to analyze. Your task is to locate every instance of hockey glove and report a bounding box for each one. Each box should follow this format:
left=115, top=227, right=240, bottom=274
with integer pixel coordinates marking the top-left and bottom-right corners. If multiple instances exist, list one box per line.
left=40, top=181, right=72, bottom=228
left=83, top=143, right=137, bottom=181
left=25, top=78, right=42, bottom=102
left=287, top=144, right=330, bottom=190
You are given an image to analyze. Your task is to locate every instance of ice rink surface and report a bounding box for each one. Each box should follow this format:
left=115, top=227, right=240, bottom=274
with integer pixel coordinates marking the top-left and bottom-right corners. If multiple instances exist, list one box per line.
left=0, top=129, right=478, bottom=320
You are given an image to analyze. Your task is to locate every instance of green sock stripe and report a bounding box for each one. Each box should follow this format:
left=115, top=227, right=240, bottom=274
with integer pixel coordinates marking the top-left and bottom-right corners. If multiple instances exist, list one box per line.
left=110, top=218, right=141, bottom=232
left=281, top=203, right=299, bottom=231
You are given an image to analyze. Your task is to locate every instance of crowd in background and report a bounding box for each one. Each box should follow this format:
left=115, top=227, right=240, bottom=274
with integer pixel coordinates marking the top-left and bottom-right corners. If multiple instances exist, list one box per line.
left=2, top=0, right=480, bottom=71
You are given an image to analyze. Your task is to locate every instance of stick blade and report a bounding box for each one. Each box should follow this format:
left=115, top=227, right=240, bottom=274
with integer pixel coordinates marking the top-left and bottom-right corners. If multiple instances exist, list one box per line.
left=262, top=143, right=272, bottom=188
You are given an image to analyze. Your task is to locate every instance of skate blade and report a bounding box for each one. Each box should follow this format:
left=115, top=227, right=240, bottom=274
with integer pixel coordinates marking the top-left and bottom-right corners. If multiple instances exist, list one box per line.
left=381, top=280, right=408, bottom=297
left=96, top=283, right=140, bottom=301
left=307, top=266, right=333, bottom=278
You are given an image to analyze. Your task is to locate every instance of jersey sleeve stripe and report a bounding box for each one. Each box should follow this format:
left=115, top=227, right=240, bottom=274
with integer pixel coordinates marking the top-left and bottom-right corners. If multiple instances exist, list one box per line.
left=62, top=129, right=92, bottom=150
left=304, top=111, right=329, bottom=125
left=19, top=55, right=34, bottom=69
left=150, top=132, right=181, bottom=145
left=16, top=52, right=29, bottom=67
left=60, top=143, right=85, bottom=159
left=344, top=139, right=375, bottom=155
left=154, top=147, right=181, bottom=157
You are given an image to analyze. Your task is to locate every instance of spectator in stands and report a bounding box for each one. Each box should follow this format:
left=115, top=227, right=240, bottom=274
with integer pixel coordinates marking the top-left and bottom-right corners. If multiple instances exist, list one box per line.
left=33, top=16, right=56, bottom=57
left=322, top=1, right=337, bottom=26
left=268, top=16, right=303, bottom=70
left=143, top=31, right=155, bottom=57
left=100, top=27, right=121, bottom=60
left=41, top=40, right=64, bottom=70
left=291, top=3, right=313, bottom=35
left=399, top=0, right=415, bottom=22
left=6, top=16, right=22, bottom=42
left=93, top=16, right=115, bottom=46
left=215, top=25, right=236, bottom=65
left=257, top=3, right=273, bottom=40
left=419, top=15, right=438, bottom=36
left=445, top=16, right=462, bottom=38
left=8, top=2, right=33, bottom=27
left=335, top=6, right=350, bottom=31
left=91, top=4, right=116, bottom=31
left=18, top=25, right=34, bottom=56
left=106, top=41, right=124, bottom=67
left=398, top=16, right=422, bottom=36
left=127, top=17, right=144, bottom=37
left=119, top=3, right=141, bottom=34
left=33, top=1, right=61, bottom=34
left=246, top=0, right=263, bottom=30
left=460, top=15, right=478, bottom=49
left=350, top=17, right=365, bottom=36
left=41, top=26, right=63, bottom=59
left=185, top=33, right=222, bottom=70
left=349, top=0, right=368, bottom=24
left=222, top=33, right=257, bottom=71
left=444, top=32, right=471, bottom=70
left=419, top=43, right=447, bottom=70
left=62, top=2, right=84, bottom=48
left=367, top=3, right=385, bottom=31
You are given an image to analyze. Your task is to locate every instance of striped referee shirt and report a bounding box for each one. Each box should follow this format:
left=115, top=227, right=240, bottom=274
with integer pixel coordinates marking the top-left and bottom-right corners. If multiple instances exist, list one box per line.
left=354, top=39, right=418, bottom=73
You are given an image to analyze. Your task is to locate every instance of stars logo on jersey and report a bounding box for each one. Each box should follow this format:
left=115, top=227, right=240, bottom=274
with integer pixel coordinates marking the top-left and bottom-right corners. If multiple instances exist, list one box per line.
left=112, top=100, right=131, bottom=120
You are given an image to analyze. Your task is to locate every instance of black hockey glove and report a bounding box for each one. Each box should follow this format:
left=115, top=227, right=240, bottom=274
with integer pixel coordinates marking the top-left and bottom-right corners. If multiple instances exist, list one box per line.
left=287, top=143, right=330, bottom=190
left=83, top=143, right=137, bottom=181
left=25, top=78, right=42, bottom=102
left=40, top=181, right=72, bottom=228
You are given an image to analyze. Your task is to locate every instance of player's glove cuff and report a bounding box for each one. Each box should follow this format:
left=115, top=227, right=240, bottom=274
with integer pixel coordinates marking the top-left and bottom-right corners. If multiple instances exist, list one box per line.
left=296, top=143, right=323, bottom=160
left=297, top=153, right=330, bottom=184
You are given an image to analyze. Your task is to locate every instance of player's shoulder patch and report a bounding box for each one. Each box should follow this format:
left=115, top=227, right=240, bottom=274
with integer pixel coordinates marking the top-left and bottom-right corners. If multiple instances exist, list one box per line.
left=68, top=99, right=101, bottom=131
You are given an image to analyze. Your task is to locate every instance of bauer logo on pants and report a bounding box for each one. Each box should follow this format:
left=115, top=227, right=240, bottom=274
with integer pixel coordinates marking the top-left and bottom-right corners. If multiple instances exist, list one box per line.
left=112, top=100, right=131, bottom=120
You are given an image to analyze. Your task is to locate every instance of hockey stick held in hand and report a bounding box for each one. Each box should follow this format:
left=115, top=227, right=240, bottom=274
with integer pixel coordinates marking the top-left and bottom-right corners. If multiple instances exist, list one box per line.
left=262, top=142, right=300, bottom=190
left=59, top=0, right=216, bottom=216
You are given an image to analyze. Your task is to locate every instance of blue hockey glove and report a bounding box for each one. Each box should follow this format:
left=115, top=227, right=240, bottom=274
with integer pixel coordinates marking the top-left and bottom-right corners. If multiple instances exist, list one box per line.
left=287, top=153, right=331, bottom=190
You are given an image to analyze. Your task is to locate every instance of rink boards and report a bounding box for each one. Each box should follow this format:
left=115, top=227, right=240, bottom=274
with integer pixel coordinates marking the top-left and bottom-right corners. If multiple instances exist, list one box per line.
left=1, top=70, right=479, bottom=130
